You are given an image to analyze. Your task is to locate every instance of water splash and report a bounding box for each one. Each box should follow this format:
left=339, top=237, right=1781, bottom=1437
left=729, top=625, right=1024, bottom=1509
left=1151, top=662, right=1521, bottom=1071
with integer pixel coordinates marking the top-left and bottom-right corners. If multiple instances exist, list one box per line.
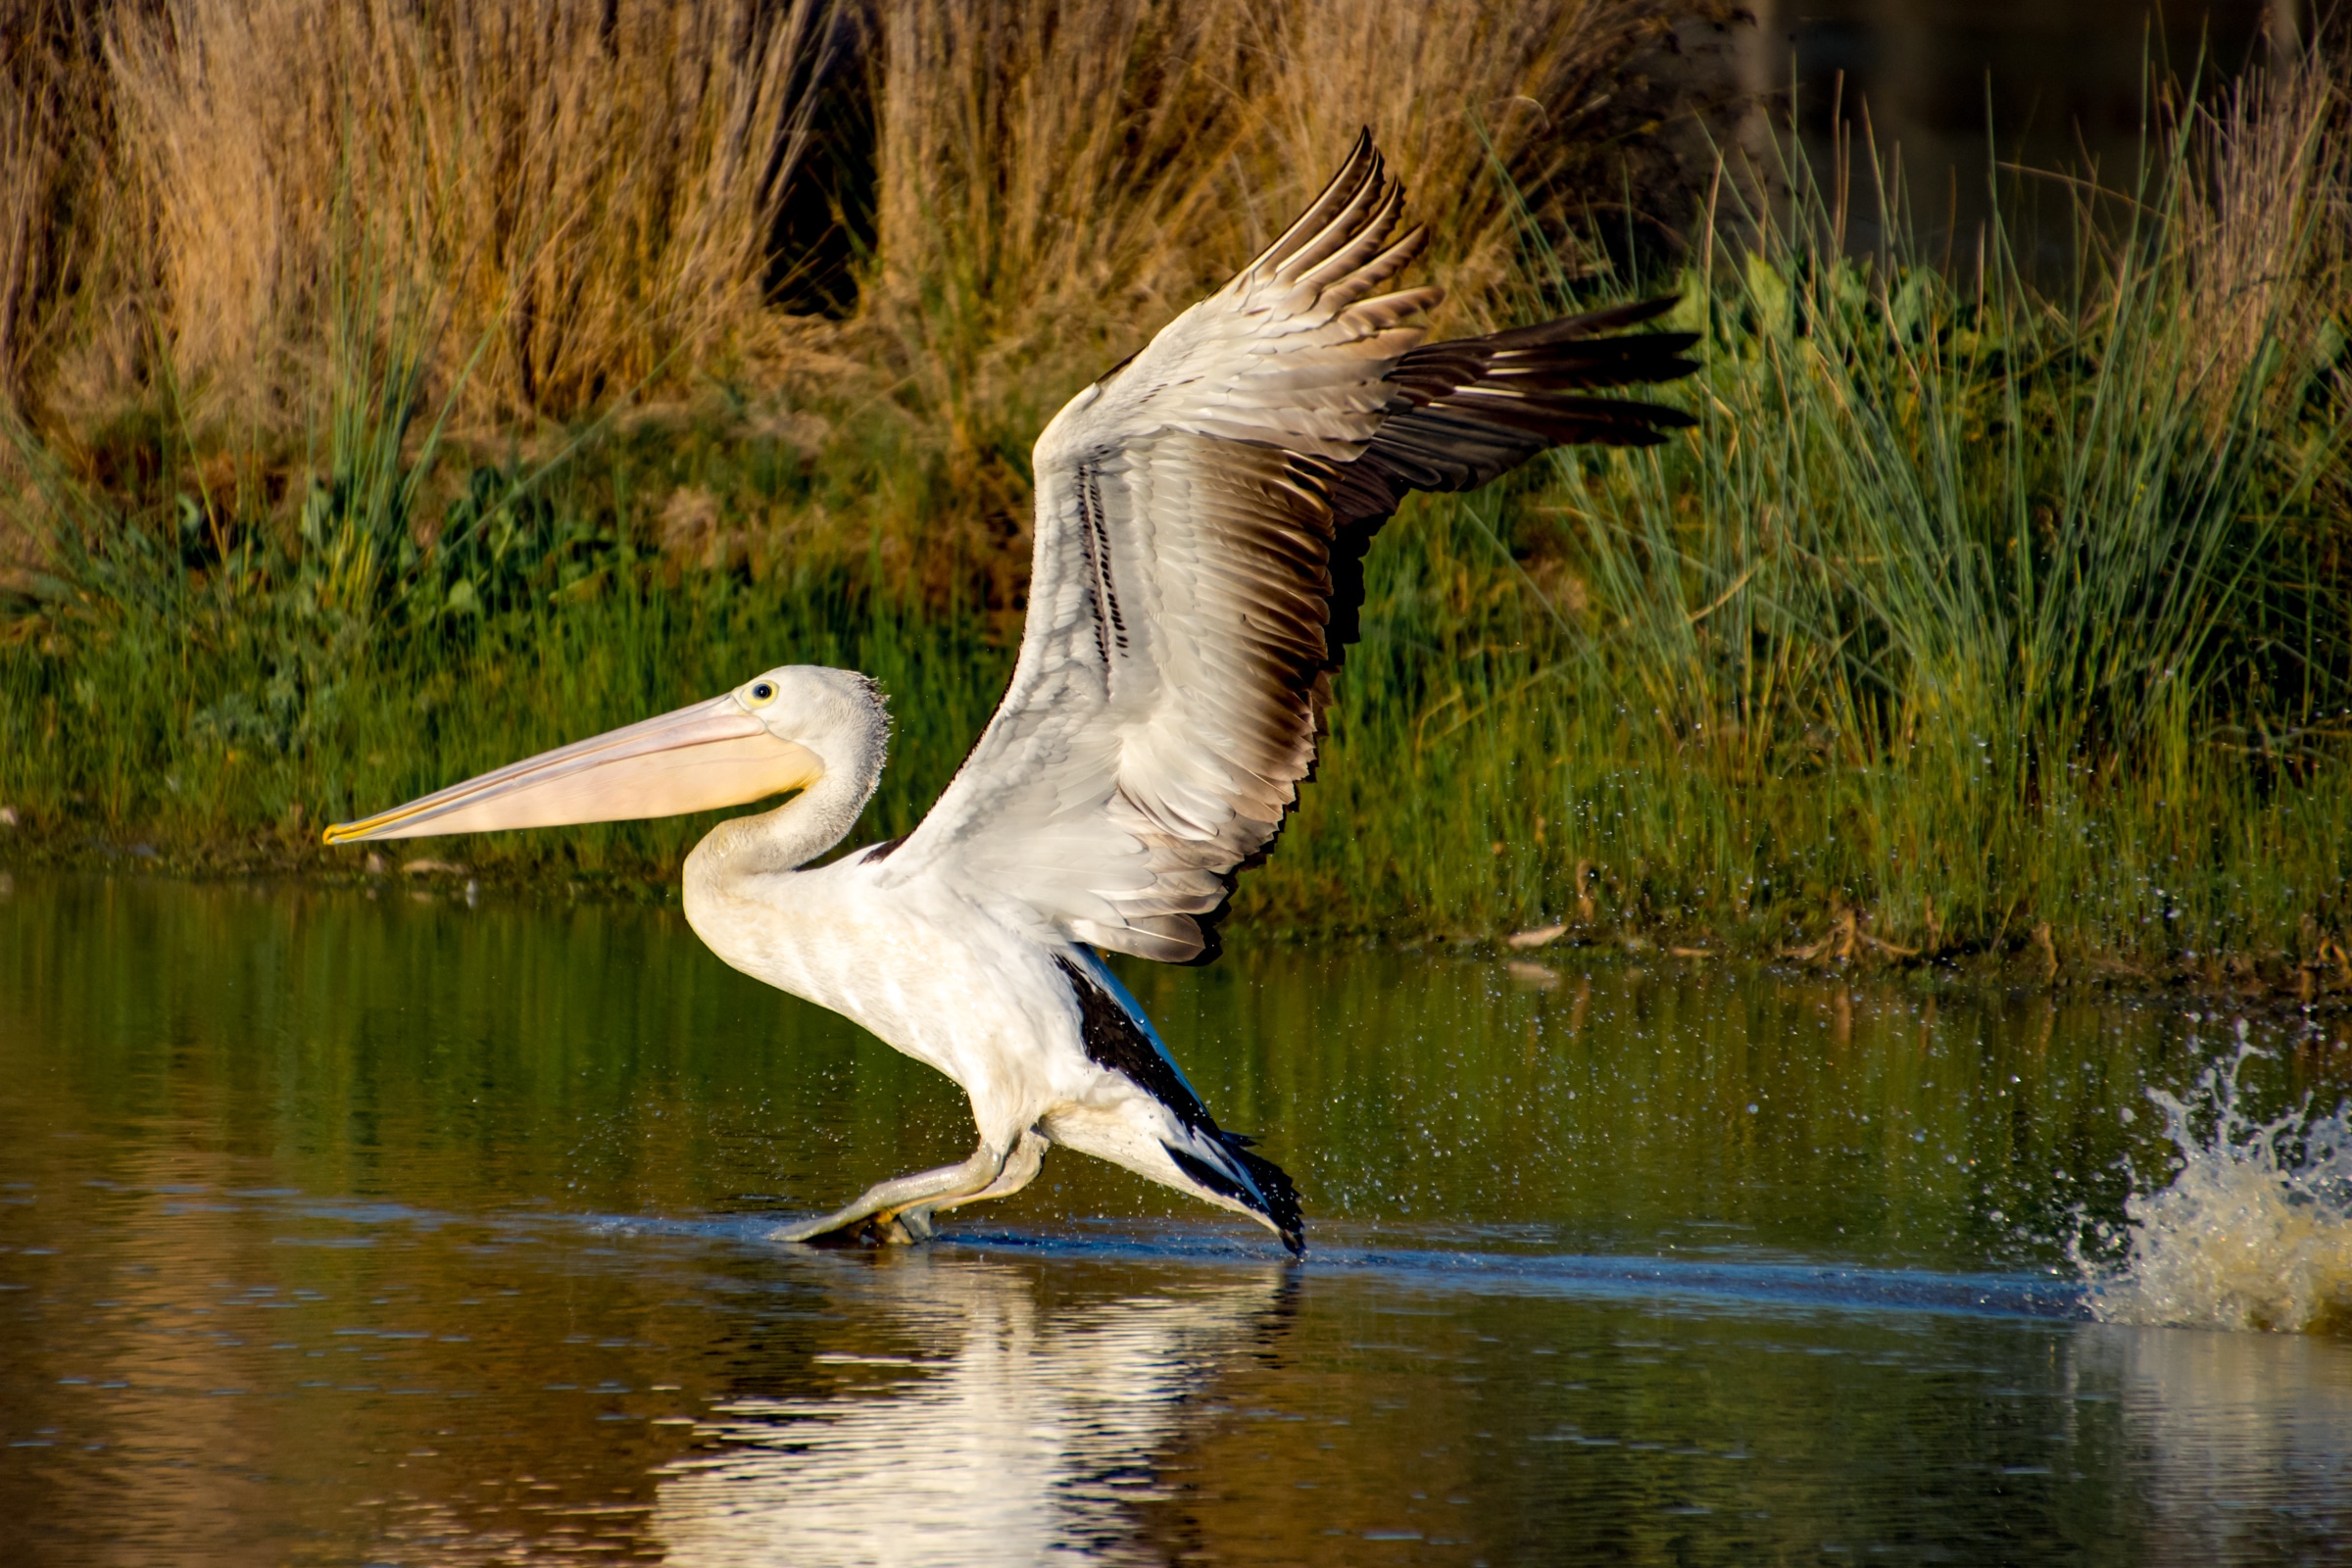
left=2080, top=1024, right=2352, bottom=1334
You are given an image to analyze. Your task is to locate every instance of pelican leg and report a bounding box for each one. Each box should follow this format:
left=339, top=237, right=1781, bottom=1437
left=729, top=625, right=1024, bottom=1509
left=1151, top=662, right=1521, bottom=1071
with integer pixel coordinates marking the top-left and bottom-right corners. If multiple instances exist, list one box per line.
left=774, top=1142, right=1009, bottom=1247
left=895, top=1128, right=1050, bottom=1238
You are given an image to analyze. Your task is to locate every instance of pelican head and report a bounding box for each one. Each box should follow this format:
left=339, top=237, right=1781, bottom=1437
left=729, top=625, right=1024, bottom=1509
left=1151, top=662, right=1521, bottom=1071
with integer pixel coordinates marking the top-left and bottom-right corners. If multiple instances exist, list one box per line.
left=322, top=665, right=886, bottom=844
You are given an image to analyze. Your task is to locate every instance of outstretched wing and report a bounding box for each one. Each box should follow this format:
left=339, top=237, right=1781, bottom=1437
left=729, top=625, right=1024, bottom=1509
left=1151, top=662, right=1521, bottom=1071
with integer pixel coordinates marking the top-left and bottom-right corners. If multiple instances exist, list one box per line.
left=880, top=134, right=1696, bottom=962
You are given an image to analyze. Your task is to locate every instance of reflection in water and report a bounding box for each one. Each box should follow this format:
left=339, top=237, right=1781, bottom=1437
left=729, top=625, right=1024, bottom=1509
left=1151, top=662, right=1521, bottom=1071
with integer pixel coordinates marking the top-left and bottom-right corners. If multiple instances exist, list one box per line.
left=2088, top=1326, right=2352, bottom=1564
left=656, top=1256, right=1288, bottom=1566
left=10, top=875, right=2352, bottom=1565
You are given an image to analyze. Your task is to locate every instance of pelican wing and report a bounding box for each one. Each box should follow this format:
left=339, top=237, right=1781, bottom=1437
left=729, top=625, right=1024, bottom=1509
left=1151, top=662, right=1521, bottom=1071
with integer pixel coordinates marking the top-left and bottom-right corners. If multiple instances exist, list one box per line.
left=883, top=135, right=1696, bottom=962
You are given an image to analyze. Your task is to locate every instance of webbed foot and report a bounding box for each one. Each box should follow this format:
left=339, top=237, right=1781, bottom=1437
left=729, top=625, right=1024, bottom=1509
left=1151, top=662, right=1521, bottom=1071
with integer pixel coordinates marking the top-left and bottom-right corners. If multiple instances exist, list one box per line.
left=773, top=1142, right=1010, bottom=1247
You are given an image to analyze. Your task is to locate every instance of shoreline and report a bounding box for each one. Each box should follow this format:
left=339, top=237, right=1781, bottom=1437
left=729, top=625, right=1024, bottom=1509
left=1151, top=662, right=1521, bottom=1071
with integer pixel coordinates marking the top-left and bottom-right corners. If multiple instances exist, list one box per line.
left=10, top=826, right=2347, bottom=1019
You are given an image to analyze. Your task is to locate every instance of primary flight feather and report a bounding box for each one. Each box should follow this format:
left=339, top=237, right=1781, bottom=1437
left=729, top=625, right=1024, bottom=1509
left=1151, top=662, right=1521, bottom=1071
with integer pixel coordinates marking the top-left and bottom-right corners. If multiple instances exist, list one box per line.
left=326, top=134, right=1698, bottom=1254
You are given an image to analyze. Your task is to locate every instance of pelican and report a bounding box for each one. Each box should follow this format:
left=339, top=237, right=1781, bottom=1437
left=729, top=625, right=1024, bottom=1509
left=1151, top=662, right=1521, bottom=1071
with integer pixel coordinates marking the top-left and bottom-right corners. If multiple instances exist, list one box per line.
left=325, top=136, right=1696, bottom=1255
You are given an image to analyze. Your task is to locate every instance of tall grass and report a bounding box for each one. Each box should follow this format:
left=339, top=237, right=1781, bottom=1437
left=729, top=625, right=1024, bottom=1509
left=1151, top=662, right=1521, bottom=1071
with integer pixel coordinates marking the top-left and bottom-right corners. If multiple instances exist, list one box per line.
left=1268, top=52, right=2350, bottom=971
left=863, top=0, right=1715, bottom=599
left=0, top=6, right=2346, bottom=984
left=0, top=17, right=64, bottom=415
left=1, top=0, right=1713, bottom=593
left=27, top=0, right=839, bottom=432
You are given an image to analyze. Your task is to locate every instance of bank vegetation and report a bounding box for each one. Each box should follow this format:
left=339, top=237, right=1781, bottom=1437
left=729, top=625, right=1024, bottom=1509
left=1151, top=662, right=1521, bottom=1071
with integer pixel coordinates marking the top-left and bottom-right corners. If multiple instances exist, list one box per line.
left=1, top=0, right=2347, bottom=993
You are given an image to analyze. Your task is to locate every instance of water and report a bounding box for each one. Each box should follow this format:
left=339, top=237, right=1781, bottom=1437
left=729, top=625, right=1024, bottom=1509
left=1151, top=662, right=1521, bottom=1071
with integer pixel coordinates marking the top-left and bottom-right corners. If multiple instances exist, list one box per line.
left=5, top=875, right=2352, bottom=1565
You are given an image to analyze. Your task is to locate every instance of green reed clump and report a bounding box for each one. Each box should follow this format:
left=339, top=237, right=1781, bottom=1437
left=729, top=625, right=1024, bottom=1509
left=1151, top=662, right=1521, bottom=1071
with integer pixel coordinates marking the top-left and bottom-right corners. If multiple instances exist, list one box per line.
left=1253, top=63, right=2352, bottom=968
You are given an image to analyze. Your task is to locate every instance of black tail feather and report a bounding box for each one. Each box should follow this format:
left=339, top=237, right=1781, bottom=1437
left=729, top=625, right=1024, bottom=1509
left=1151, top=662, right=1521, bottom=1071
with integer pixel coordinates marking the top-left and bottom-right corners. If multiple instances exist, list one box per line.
left=1060, top=952, right=1306, bottom=1255
left=1167, top=1135, right=1304, bottom=1257
left=1229, top=1139, right=1303, bottom=1257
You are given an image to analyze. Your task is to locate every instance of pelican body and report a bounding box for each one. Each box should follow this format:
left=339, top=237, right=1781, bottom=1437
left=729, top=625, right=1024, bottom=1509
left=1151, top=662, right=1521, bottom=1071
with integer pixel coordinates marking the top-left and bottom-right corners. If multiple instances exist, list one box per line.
left=326, top=136, right=1697, bottom=1254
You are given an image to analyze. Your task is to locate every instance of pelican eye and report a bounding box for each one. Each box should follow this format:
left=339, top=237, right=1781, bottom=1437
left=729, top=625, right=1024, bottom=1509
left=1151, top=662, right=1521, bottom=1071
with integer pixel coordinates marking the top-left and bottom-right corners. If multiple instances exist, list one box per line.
left=749, top=681, right=777, bottom=704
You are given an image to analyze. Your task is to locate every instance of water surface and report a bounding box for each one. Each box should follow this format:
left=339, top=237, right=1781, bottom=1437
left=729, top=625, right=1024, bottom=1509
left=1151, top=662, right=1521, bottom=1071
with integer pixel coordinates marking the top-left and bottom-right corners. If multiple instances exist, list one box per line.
left=4, top=874, right=2350, bottom=1565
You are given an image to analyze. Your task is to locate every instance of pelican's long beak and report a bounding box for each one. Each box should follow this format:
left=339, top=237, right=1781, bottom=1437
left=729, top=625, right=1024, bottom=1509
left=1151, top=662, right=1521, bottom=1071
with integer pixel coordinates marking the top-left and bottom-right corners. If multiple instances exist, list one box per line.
left=322, top=697, right=822, bottom=844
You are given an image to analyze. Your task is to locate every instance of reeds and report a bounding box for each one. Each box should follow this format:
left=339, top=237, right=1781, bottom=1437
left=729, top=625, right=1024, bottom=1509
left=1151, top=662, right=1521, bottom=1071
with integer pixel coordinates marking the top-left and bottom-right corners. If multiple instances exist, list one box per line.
left=0, top=18, right=65, bottom=416
left=3, top=0, right=1708, bottom=600
left=863, top=0, right=1707, bottom=597
left=2175, top=52, right=2349, bottom=408
left=0, top=6, right=2345, bottom=979
left=1272, top=43, right=2352, bottom=965
left=94, top=0, right=838, bottom=428
left=6, top=0, right=1704, bottom=436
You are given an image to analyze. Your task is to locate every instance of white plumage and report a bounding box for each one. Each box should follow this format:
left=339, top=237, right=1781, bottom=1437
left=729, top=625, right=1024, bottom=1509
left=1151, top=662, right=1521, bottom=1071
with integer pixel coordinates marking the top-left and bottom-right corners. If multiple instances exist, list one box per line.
left=325, top=135, right=1698, bottom=1254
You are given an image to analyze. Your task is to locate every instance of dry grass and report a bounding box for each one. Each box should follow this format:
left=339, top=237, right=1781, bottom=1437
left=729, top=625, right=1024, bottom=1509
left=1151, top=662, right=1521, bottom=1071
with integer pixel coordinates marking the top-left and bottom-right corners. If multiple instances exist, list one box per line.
left=4, top=0, right=1712, bottom=534
left=0, top=32, right=59, bottom=416
left=863, top=0, right=1718, bottom=597
left=2174, top=45, right=2350, bottom=409
left=105, top=0, right=838, bottom=427
left=4, top=0, right=1712, bottom=441
left=0, top=0, right=1724, bottom=637
left=1249, top=0, right=1699, bottom=324
left=2174, top=43, right=2352, bottom=620
left=0, top=2, right=95, bottom=423
left=868, top=0, right=1250, bottom=456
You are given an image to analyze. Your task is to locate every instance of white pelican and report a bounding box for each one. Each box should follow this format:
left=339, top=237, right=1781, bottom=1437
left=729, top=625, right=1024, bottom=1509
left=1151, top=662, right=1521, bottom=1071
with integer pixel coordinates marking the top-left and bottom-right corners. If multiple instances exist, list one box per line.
left=325, top=136, right=1696, bottom=1255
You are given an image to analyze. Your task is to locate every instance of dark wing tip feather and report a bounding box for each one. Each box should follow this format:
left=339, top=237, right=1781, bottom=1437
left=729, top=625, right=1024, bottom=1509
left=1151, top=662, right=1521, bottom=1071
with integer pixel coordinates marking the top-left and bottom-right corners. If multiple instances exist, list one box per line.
left=1337, top=296, right=1700, bottom=514
left=1185, top=297, right=1700, bottom=962
left=1480, top=293, right=1687, bottom=350
left=1245, top=128, right=1391, bottom=284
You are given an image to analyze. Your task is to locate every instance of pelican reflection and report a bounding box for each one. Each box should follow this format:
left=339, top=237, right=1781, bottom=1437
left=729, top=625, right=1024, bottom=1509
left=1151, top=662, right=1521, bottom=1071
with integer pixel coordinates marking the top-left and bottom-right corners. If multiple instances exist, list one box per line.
left=652, top=1252, right=1290, bottom=1566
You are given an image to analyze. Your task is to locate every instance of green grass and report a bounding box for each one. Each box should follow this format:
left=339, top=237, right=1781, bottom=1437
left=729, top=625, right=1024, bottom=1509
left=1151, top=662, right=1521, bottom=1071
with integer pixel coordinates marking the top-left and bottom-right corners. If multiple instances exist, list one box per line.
left=4, top=95, right=2348, bottom=985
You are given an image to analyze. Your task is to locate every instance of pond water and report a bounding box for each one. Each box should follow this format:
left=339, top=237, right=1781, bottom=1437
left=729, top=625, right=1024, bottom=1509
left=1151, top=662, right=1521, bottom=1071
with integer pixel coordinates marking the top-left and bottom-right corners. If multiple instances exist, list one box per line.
left=5, top=873, right=2352, bottom=1565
